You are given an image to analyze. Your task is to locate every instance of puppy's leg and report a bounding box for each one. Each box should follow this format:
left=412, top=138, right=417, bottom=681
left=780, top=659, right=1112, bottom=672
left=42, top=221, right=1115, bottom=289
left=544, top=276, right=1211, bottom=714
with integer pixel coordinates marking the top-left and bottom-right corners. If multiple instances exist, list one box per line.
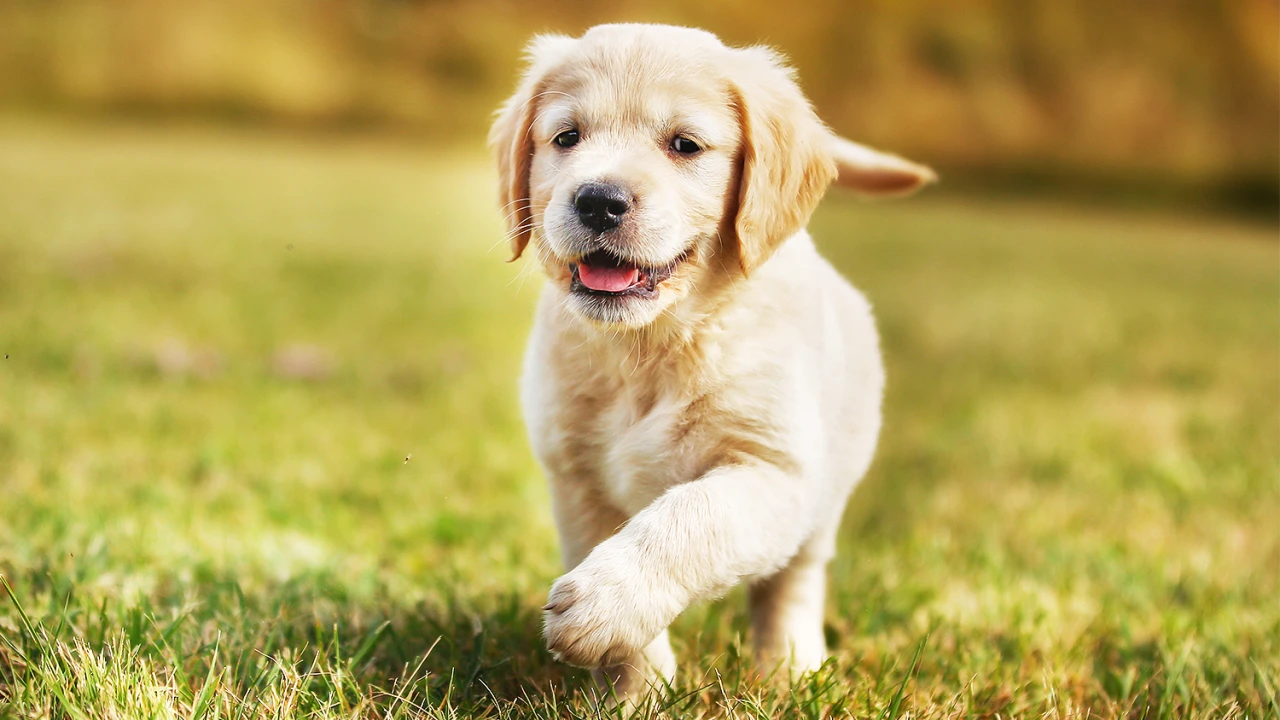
left=544, top=464, right=815, bottom=671
left=749, top=538, right=830, bottom=678
left=547, top=480, right=676, bottom=702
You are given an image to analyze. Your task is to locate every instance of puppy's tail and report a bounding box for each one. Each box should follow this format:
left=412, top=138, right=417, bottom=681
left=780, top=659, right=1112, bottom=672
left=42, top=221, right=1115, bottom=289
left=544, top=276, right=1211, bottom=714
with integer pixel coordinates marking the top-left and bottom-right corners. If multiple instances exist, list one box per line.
left=828, top=135, right=937, bottom=199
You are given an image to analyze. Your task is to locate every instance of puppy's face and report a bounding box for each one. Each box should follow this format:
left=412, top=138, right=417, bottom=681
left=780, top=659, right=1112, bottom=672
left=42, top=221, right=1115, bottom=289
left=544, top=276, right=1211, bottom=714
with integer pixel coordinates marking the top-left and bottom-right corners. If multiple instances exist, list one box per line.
left=492, top=24, right=933, bottom=329
left=527, top=44, right=740, bottom=327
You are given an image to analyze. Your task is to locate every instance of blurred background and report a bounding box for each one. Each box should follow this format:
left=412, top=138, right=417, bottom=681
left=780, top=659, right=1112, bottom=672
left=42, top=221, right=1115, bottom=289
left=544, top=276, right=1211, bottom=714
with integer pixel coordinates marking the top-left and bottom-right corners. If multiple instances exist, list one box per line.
left=2, top=0, right=1277, bottom=215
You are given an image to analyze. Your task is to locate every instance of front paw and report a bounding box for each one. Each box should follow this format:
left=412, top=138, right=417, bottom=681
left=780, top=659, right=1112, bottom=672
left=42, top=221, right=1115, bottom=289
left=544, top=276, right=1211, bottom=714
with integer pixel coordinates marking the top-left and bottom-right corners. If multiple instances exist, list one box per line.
left=543, top=546, right=675, bottom=668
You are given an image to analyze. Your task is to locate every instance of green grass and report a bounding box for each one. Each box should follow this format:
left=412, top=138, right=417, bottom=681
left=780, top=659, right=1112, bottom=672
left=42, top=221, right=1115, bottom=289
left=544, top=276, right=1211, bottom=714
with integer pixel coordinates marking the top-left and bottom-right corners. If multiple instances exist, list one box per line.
left=0, top=118, right=1276, bottom=719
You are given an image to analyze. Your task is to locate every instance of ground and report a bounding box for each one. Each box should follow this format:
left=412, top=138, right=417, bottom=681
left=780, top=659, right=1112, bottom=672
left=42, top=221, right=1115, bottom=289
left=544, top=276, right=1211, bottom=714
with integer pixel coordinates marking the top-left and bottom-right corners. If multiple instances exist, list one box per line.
left=0, top=119, right=1276, bottom=719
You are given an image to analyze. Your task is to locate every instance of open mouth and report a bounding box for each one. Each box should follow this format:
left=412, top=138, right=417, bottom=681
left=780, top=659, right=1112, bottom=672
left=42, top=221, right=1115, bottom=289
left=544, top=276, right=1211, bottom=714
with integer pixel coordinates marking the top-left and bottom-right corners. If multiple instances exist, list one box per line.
left=569, top=250, right=682, bottom=298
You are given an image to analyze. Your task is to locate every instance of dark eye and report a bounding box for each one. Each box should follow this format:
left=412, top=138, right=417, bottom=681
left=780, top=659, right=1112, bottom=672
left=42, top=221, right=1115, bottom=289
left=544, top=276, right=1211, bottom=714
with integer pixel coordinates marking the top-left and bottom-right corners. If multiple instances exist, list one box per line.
left=554, top=129, right=580, bottom=148
left=671, top=136, right=702, bottom=155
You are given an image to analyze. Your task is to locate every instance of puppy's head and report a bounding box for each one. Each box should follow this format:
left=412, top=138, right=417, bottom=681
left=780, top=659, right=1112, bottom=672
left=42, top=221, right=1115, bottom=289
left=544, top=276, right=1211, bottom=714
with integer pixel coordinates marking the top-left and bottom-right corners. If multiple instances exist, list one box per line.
left=491, top=24, right=934, bottom=329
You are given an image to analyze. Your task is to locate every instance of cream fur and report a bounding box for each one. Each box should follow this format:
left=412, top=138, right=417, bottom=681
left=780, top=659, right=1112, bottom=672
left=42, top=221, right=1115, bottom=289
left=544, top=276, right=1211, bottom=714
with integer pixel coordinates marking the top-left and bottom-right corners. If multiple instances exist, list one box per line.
left=489, top=23, right=934, bottom=703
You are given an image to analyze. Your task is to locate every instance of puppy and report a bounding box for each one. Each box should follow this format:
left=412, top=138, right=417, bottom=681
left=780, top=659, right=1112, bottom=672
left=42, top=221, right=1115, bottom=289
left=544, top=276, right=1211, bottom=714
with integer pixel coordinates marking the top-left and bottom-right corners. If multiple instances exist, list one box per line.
left=489, top=23, right=934, bottom=700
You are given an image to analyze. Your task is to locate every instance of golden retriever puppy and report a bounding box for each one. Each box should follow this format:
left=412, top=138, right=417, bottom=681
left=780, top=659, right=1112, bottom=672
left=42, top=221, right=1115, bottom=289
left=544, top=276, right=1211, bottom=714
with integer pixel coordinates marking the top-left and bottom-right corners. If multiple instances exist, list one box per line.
left=490, top=23, right=934, bottom=700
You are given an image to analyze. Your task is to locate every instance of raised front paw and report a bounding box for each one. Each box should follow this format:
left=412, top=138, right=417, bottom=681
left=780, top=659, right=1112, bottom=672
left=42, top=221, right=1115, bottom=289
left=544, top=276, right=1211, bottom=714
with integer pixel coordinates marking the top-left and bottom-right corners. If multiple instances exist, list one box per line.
left=542, top=544, right=676, bottom=668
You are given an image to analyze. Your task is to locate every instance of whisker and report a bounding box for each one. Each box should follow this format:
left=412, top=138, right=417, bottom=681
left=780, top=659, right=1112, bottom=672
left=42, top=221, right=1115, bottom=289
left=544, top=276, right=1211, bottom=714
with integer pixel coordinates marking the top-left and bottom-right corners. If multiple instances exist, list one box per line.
left=499, top=198, right=533, bottom=216
left=490, top=220, right=538, bottom=255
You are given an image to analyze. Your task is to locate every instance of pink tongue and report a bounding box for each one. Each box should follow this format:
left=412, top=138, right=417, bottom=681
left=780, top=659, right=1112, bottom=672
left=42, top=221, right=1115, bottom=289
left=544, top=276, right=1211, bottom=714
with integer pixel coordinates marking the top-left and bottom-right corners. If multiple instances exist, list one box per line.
left=578, top=263, right=640, bottom=292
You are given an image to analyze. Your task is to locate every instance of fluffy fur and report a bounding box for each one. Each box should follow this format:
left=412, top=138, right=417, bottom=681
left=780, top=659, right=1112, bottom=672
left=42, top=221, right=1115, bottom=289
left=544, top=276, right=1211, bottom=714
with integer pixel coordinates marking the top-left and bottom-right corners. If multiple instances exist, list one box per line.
left=489, top=23, right=934, bottom=702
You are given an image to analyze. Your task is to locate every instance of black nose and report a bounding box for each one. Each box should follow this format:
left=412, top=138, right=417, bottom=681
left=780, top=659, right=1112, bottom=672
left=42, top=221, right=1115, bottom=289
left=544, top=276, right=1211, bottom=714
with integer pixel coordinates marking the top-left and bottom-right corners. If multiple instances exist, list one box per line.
left=574, top=182, right=631, bottom=233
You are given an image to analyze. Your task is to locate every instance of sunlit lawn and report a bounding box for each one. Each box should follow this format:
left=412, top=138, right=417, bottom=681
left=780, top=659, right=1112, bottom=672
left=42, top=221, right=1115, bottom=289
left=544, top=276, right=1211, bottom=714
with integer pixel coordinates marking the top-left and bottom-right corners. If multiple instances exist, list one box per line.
left=0, top=119, right=1276, bottom=719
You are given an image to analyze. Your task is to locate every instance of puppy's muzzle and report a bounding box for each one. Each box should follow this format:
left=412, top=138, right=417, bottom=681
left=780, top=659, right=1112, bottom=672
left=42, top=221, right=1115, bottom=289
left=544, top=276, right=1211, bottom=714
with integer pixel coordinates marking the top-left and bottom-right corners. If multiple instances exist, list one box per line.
left=574, top=182, right=632, bottom=234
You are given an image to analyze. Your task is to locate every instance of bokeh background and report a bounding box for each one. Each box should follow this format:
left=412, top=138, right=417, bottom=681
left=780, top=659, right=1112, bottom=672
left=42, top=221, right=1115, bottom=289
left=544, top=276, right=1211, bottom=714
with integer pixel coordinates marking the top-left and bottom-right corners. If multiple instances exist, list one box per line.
left=2, top=0, right=1278, bottom=214
left=0, top=2, right=1277, bottom=718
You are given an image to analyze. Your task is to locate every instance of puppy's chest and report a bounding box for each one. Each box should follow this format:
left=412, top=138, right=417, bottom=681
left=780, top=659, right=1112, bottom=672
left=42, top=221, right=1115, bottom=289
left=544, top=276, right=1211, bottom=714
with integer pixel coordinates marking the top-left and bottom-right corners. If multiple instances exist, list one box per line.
left=555, top=389, right=703, bottom=516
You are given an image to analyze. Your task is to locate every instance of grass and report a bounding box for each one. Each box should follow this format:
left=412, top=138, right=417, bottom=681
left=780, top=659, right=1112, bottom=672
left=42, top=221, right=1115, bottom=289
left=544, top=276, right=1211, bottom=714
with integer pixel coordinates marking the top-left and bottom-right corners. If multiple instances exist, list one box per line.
left=0, top=117, right=1276, bottom=719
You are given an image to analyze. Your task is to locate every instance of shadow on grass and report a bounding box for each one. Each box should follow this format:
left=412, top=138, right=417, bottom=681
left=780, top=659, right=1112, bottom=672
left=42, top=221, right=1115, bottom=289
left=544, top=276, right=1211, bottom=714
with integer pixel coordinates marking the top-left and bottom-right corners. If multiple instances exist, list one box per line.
left=4, top=562, right=1275, bottom=718
left=0, top=564, right=940, bottom=718
left=0, top=566, right=587, bottom=714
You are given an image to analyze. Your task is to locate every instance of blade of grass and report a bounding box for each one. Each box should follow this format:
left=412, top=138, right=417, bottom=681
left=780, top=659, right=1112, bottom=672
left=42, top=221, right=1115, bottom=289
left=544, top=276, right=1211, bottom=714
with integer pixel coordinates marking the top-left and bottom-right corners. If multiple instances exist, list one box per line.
left=878, top=632, right=928, bottom=720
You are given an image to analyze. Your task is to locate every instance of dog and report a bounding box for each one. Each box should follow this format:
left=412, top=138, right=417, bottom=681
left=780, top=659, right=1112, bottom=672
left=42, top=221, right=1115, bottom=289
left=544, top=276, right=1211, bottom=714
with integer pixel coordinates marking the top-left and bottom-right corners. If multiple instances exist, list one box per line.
left=489, top=23, right=934, bottom=700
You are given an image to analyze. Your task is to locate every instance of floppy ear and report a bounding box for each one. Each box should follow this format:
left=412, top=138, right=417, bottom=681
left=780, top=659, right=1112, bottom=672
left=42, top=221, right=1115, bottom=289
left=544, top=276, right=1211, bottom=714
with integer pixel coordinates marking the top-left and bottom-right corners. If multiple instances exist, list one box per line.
left=489, top=35, right=576, bottom=261
left=729, top=47, right=838, bottom=275
left=828, top=135, right=937, bottom=198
